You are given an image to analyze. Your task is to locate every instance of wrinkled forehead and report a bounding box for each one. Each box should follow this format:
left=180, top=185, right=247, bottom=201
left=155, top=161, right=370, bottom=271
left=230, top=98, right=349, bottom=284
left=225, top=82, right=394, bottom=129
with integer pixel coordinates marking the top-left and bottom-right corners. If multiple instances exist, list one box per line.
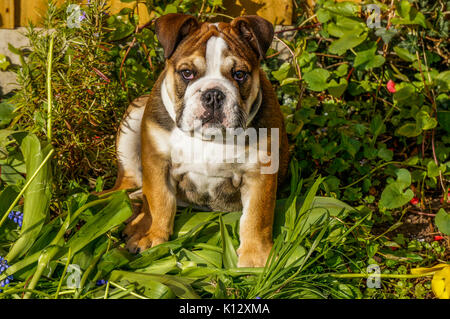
left=169, top=22, right=259, bottom=70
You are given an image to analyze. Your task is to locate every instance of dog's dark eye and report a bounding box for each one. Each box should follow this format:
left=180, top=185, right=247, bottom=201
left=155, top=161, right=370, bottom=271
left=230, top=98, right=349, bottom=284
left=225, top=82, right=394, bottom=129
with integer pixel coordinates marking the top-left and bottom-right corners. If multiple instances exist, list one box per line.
left=233, top=70, right=247, bottom=82
left=180, top=69, right=194, bottom=81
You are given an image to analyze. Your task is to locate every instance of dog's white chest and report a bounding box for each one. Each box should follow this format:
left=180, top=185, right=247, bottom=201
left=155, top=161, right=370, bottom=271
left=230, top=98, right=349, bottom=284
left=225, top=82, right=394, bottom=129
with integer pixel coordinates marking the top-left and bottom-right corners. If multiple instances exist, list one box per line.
left=168, top=128, right=249, bottom=188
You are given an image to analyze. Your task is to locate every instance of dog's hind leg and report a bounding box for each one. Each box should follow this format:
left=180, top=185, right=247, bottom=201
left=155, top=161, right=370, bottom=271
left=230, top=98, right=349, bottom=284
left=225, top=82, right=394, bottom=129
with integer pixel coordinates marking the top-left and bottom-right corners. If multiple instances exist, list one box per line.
left=109, top=95, right=149, bottom=192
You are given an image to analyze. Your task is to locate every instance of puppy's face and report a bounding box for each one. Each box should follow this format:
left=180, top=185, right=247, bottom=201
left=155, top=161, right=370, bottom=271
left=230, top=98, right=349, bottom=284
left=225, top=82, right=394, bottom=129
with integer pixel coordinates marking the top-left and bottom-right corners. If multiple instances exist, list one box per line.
left=156, top=15, right=274, bottom=135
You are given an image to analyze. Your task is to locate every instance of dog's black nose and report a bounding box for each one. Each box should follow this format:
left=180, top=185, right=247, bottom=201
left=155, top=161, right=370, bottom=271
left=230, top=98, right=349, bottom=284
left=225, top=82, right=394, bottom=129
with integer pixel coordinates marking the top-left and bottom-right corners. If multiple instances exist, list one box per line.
left=201, top=89, right=225, bottom=110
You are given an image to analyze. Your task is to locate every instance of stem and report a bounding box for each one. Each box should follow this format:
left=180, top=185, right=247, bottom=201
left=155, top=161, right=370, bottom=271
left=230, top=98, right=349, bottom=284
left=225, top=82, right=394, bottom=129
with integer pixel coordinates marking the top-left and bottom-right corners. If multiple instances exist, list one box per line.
left=23, top=246, right=61, bottom=299
left=108, top=281, right=148, bottom=299
left=328, top=273, right=433, bottom=279
left=47, top=33, right=55, bottom=142
left=54, top=247, right=72, bottom=299
left=339, top=161, right=422, bottom=190
left=0, top=149, right=54, bottom=229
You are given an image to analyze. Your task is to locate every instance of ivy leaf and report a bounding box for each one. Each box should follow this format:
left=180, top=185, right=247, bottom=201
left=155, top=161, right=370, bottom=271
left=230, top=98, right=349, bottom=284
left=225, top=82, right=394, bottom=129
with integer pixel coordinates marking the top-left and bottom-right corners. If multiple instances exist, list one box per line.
left=375, top=27, right=398, bottom=44
left=435, top=209, right=450, bottom=236
left=436, top=71, right=450, bottom=92
left=334, top=64, right=349, bottom=77
left=396, top=122, right=422, bottom=137
left=427, top=161, right=446, bottom=178
left=393, top=46, right=417, bottom=62
left=327, top=78, right=348, bottom=97
left=272, top=62, right=293, bottom=82
left=354, top=42, right=385, bottom=70
left=377, top=148, right=393, bottom=162
left=329, top=30, right=367, bottom=56
left=379, top=169, right=414, bottom=209
left=392, top=0, right=428, bottom=28
left=303, top=69, right=330, bottom=91
left=416, top=111, right=437, bottom=130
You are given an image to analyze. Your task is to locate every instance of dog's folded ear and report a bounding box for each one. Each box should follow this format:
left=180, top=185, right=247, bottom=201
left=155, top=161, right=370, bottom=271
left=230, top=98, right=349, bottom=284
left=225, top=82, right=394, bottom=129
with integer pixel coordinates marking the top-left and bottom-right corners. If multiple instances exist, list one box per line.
left=155, top=13, right=199, bottom=59
left=231, top=15, right=274, bottom=59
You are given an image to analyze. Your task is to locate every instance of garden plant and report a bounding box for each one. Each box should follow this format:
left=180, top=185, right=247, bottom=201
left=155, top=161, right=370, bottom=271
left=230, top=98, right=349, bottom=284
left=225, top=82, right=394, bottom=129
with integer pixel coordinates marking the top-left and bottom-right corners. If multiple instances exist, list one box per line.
left=0, top=0, right=448, bottom=299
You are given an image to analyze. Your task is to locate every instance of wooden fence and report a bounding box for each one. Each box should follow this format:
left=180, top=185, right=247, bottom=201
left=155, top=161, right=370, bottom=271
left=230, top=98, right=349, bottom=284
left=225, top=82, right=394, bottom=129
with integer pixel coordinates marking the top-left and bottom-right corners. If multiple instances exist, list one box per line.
left=0, top=0, right=297, bottom=29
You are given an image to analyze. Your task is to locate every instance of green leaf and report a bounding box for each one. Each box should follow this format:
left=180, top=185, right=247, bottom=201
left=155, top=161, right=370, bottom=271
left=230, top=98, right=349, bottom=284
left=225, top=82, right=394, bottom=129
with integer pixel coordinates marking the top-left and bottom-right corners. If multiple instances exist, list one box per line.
left=375, top=27, right=398, bottom=44
left=353, top=42, right=385, bottom=70
left=163, top=4, right=178, bottom=14
left=328, top=31, right=367, bottom=56
left=437, top=111, right=450, bottom=133
left=416, top=111, right=437, bottom=130
left=272, top=62, right=293, bottom=82
left=436, top=71, right=450, bottom=92
left=97, top=247, right=135, bottom=276
left=396, top=122, right=422, bottom=137
left=6, top=133, right=53, bottom=262
left=435, top=209, right=450, bottom=235
left=334, top=64, right=348, bottom=77
left=392, top=0, right=428, bottom=28
left=311, top=196, right=355, bottom=218
left=0, top=164, right=25, bottom=185
left=303, top=69, right=330, bottom=91
left=0, top=185, right=19, bottom=221
left=128, top=245, right=170, bottom=269
left=393, top=46, right=417, bottom=62
left=109, top=270, right=200, bottom=299
left=0, top=54, right=10, bottom=71
left=327, top=78, right=348, bottom=97
left=379, top=169, right=414, bottom=209
left=219, top=214, right=238, bottom=269
left=426, top=161, right=442, bottom=178
left=65, top=192, right=133, bottom=255
left=280, top=77, right=300, bottom=86
left=0, top=101, right=15, bottom=128
left=378, top=148, right=394, bottom=162
left=136, top=255, right=178, bottom=274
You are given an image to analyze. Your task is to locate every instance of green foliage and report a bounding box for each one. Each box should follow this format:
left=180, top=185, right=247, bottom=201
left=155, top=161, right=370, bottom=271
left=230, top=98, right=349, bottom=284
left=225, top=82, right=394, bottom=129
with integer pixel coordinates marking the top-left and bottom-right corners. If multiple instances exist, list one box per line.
left=435, top=209, right=450, bottom=236
left=270, top=0, right=449, bottom=209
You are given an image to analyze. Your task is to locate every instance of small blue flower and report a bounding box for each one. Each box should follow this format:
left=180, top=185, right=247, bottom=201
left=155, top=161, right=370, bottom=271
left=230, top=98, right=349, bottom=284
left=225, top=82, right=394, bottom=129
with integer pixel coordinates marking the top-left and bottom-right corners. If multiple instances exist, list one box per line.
left=96, top=279, right=107, bottom=286
left=255, top=296, right=261, bottom=299
left=79, top=11, right=87, bottom=22
left=0, top=257, right=13, bottom=292
left=8, top=211, right=23, bottom=228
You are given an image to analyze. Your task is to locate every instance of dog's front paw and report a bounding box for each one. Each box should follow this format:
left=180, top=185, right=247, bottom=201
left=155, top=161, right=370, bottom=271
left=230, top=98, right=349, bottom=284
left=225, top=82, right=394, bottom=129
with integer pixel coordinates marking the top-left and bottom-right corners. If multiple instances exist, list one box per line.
left=237, top=244, right=272, bottom=268
left=125, top=231, right=168, bottom=253
left=126, top=233, right=153, bottom=253
left=124, top=213, right=168, bottom=253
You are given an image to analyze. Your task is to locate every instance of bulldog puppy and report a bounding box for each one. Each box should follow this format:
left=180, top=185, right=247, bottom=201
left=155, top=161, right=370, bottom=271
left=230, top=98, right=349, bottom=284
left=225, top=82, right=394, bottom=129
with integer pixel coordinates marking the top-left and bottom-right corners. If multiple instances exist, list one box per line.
left=112, top=13, right=289, bottom=267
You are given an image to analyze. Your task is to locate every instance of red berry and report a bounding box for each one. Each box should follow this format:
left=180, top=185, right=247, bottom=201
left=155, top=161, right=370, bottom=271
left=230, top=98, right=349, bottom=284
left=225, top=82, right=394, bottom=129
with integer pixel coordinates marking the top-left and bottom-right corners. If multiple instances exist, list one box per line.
left=410, top=197, right=419, bottom=205
left=387, top=80, right=396, bottom=93
left=434, top=236, right=444, bottom=241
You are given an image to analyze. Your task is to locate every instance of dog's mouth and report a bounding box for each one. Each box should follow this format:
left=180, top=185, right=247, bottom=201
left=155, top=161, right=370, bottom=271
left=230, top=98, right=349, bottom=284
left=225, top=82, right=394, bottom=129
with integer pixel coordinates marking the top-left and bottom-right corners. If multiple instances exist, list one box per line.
left=199, top=109, right=225, bottom=129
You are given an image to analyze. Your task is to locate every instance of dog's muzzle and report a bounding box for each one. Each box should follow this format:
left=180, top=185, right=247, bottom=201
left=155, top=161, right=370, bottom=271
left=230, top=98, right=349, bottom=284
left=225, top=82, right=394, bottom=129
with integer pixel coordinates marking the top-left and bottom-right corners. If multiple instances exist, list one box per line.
left=200, top=88, right=226, bottom=126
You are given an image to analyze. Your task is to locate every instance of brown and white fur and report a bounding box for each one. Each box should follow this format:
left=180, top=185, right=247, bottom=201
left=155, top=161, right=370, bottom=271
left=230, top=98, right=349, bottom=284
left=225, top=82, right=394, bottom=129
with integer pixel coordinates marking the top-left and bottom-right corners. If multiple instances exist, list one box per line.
left=110, top=14, right=289, bottom=267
